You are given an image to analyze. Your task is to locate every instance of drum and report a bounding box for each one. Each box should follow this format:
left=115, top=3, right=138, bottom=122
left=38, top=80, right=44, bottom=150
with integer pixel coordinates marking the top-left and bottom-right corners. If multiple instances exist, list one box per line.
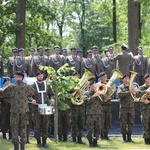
left=38, top=104, right=55, bottom=115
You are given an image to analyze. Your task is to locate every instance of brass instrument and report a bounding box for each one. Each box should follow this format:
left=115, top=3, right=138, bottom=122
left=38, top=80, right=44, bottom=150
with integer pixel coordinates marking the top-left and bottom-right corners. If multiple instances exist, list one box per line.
left=129, top=71, right=140, bottom=101
left=71, top=69, right=95, bottom=105
left=140, top=87, right=150, bottom=103
left=95, top=69, right=123, bottom=101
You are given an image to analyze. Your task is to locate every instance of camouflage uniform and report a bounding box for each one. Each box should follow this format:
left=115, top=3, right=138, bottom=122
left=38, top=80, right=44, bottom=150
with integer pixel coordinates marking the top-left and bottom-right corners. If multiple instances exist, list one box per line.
left=3, top=80, right=35, bottom=147
left=136, top=84, right=150, bottom=144
left=84, top=91, right=102, bottom=147
left=32, top=81, right=54, bottom=146
left=117, top=83, right=135, bottom=142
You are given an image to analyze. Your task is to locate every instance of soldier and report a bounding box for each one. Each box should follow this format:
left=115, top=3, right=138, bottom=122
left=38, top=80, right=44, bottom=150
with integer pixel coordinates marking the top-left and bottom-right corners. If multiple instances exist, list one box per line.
left=62, top=48, right=68, bottom=60
left=3, top=71, right=35, bottom=150
left=98, top=72, right=112, bottom=140
left=7, top=47, right=18, bottom=83
left=91, top=45, right=102, bottom=62
left=1, top=78, right=11, bottom=140
left=117, top=74, right=135, bottom=142
left=133, top=46, right=148, bottom=86
left=84, top=79, right=102, bottom=147
left=67, top=47, right=82, bottom=77
left=136, top=73, right=150, bottom=145
left=26, top=47, right=36, bottom=77
left=82, top=50, right=101, bottom=81
left=44, top=48, right=52, bottom=67
left=51, top=46, right=67, bottom=71
left=14, top=48, right=28, bottom=73
left=111, top=44, right=132, bottom=75
left=31, top=71, right=55, bottom=148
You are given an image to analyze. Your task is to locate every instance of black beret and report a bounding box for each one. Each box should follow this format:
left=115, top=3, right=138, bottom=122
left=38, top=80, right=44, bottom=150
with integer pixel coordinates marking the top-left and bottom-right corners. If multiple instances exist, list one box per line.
left=104, top=49, right=110, bottom=53
left=35, top=71, right=44, bottom=76
left=77, top=50, right=83, bottom=54
left=29, top=47, right=35, bottom=52
left=70, top=47, right=76, bottom=51
left=12, top=47, right=18, bottom=52
left=99, top=72, right=106, bottom=77
left=108, top=46, right=114, bottom=50
left=136, top=46, right=142, bottom=51
left=54, top=45, right=60, bottom=49
left=18, top=48, right=24, bottom=53
left=91, top=46, right=98, bottom=50
left=14, top=71, right=24, bottom=78
left=121, top=44, right=128, bottom=50
left=37, top=47, right=43, bottom=51
left=122, top=74, right=129, bottom=79
left=143, top=73, right=150, bottom=79
left=45, top=48, right=50, bottom=52
left=89, top=79, right=96, bottom=85
left=3, top=77, right=10, bottom=84
left=86, top=50, right=92, bottom=55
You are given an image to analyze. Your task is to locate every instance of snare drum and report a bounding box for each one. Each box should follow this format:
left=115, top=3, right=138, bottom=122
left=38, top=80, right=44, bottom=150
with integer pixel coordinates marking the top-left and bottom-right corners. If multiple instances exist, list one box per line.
left=38, top=104, right=55, bottom=115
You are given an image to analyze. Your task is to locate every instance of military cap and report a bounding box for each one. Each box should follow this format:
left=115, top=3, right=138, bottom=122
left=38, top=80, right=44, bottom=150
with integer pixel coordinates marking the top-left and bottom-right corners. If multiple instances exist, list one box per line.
left=54, top=45, right=60, bottom=49
left=136, top=46, right=142, bottom=51
left=143, top=73, right=150, bottom=79
left=121, top=44, right=128, bottom=50
left=77, top=50, right=83, bottom=54
left=104, top=49, right=110, bottom=53
left=30, top=47, right=35, bottom=52
left=45, top=48, right=50, bottom=52
left=86, top=50, right=92, bottom=55
left=14, top=71, right=24, bottom=78
left=91, top=46, right=98, bottom=50
left=70, top=47, right=76, bottom=51
left=3, top=77, right=10, bottom=84
left=108, top=46, right=114, bottom=50
left=99, top=72, right=106, bottom=77
left=72, top=71, right=78, bottom=76
left=35, top=71, right=44, bottom=76
left=122, top=74, right=129, bottom=79
left=37, top=47, right=43, bottom=51
left=62, top=48, right=67, bottom=52
left=89, top=78, right=96, bottom=85
left=12, top=47, right=18, bottom=52
left=18, top=48, right=24, bottom=53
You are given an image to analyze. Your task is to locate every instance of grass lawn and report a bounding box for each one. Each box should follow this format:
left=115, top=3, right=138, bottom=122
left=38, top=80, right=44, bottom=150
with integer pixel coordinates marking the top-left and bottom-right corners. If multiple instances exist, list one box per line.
left=0, top=137, right=150, bottom=150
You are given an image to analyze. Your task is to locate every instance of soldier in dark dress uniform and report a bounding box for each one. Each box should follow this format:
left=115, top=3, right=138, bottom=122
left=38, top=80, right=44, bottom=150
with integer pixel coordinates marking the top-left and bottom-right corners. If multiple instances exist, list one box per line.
left=3, top=71, right=35, bottom=150
left=44, top=48, right=52, bottom=67
left=117, top=74, right=135, bottom=142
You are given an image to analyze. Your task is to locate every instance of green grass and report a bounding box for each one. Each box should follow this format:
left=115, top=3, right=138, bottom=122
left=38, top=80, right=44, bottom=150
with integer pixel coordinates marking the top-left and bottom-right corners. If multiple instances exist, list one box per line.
left=0, top=137, right=150, bottom=150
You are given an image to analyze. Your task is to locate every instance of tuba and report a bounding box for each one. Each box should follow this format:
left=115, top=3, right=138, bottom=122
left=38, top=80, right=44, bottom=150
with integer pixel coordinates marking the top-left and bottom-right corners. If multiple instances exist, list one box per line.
left=71, top=69, right=95, bottom=105
left=95, top=69, right=123, bottom=101
left=129, top=71, right=140, bottom=101
left=140, top=87, right=150, bottom=103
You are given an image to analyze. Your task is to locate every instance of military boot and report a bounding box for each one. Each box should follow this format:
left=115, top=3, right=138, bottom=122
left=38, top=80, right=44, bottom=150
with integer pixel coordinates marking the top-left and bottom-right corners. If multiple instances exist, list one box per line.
left=122, top=134, right=127, bottom=142
left=127, top=133, right=132, bottom=142
left=77, top=136, right=85, bottom=144
left=2, top=133, right=6, bottom=139
left=63, top=134, right=67, bottom=142
left=88, top=139, right=93, bottom=147
left=93, top=139, right=100, bottom=147
left=20, top=143, right=25, bottom=150
left=14, top=144, right=19, bottom=150
left=101, top=133, right=104, bottom=140
left=42, top=138, right=48, bottom=148
left=144, top=138, right=149, bottom=145
left=104, top=133, right=110, bottom=140
left=72, top=137, right=76, bottom=143
left=37, top=138, right=41, bottom=148
left=9, top=131, right=12, bottom=139
left=58, top=135, right=62, bottom=141
left=148, top=138, right=150, bottom=144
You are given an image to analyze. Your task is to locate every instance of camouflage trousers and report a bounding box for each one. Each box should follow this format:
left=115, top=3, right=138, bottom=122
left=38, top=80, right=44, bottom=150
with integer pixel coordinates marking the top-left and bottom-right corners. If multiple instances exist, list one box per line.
left=86, top=114, right=101, bottom=140
left=101, top=105, right=112, bottom=134
left=141, top=109, right=150, bottom=138
left=119, top=107, right=135, bottom=134
left=10, top=112, right=28, bottom=144
left=33, top=111, right=50, bottom=139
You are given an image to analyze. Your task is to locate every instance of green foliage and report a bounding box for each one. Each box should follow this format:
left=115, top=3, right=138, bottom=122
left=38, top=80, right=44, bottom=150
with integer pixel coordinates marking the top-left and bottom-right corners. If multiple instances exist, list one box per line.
left=39, top=63, right=80, bottom=110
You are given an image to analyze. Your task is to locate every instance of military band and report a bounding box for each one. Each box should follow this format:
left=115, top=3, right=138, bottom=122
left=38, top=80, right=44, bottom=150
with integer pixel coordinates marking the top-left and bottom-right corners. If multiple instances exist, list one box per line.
left=0, top=44, right=150, bottom=150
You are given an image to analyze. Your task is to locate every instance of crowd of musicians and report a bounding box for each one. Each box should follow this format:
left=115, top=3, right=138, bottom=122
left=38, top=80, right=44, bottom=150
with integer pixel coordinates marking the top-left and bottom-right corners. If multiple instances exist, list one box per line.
left=0, top=44, right=150, bottom=150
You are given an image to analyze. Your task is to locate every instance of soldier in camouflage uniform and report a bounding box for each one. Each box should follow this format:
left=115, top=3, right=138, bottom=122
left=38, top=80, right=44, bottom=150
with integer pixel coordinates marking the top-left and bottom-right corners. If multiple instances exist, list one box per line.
left=98, top=72, right=112, bottom=140
left=31, top=71, right=55, bottom=148
left=117, top=74, right=135, bottom=142
left=136, top=73, right=150, bottom=145
left=84, top=79, right=102, bottom=147
left=3, top=71, right=35, bottom=150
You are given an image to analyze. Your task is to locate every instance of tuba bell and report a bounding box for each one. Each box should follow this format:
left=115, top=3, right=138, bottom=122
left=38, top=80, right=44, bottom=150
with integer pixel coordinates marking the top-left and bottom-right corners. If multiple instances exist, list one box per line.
left=129, top=71, right=140, bottom=101
left=71, top=69, right=95, bottom=105
left=95, top=69, right=123, bottom=101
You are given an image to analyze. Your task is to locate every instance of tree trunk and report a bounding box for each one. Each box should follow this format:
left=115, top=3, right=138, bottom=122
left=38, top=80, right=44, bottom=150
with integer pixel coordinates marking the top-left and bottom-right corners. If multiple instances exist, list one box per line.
left=113, top=0, right=117, bottom=42
left=128, top=0, right=140, bottom=55
left=16, top=0, right=26, bottom=49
